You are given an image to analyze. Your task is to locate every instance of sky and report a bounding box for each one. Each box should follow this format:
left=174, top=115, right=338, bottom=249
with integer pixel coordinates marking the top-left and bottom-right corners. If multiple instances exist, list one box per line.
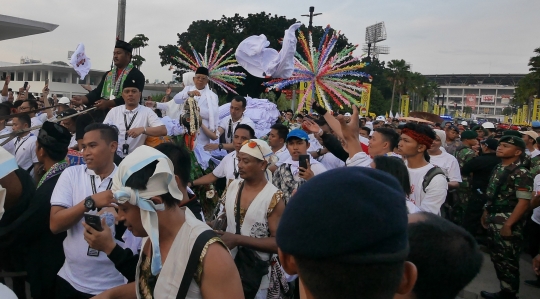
left=1, top=0, right=539, bottom=82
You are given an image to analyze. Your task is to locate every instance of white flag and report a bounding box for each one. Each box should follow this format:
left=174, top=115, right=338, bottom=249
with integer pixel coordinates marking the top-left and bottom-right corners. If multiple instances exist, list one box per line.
left=70, top=43, right=91, bottom=80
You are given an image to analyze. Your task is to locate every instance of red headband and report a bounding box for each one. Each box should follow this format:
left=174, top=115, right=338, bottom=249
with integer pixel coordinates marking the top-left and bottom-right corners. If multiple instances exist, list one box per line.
left=402, top=128, right=434, bottom=149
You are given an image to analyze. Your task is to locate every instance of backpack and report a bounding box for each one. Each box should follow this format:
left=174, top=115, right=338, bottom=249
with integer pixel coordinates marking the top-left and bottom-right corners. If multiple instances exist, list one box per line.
left=422, top=166, right=448, bottom=193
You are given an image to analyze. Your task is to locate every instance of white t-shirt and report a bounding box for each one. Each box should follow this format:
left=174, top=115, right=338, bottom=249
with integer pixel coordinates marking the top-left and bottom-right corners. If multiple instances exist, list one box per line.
left=429, top=152, right=462, bottom=183
left=281, top=156, right=327, bottom=181
left=50, top=165, right=125, bottom=295
left=532, top=174, right=540, bottom=225
left=212, top=151, right=239, bottom=181
left=407, top=163, right=448, bottom=214
left=103, top=105, right=164, bottom=157
left=218, top=115, right=256, bottom=144
left=0, top=127, right=12, bottom=147
left=318, top=152, right=345, bottom=170
left=531, top=149, right=540, bottom=158
left=6, top=134, right=38, bottom=177
left=68, top=134, right=78, bottom=148
left=274, top=145, right=290, bottom=167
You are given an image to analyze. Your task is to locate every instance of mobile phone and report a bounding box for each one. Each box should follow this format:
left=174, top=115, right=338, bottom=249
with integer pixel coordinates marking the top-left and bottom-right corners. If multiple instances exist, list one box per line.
left=23, top=81, right=28, bottom=90
left=84, top=213, right=103, bottom=231
left=299, top=154, right=310, bottom=170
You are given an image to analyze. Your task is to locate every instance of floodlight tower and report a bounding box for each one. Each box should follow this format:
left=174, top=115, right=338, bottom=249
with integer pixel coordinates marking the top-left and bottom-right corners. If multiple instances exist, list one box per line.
left=302, top=6, right=322, bottom=31
left=364, top=22, right=389, bottom=59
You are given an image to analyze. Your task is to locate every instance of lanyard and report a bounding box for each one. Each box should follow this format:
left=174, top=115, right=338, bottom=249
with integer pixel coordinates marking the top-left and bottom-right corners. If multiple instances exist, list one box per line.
left=123, top=111, right=139, bottom=141
left=90, top=175, right=114, bottom=195
left=14, top=135, right=31, bottom=155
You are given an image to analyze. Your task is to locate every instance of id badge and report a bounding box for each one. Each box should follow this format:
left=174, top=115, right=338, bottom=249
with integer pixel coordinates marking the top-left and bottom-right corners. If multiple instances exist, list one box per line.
left=122, top=143, right=129, bottom=155
left=87, top=246, right=100, bottom=257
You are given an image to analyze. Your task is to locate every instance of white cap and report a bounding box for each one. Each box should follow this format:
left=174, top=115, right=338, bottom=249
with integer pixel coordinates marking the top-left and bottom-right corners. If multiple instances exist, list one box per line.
left=344, top=112, right=351, bottom=117
left=461, top=121, right=468, bottom=126
left=482, top=122, right=495, bottom=129
left=58, top=97, right=70, bottom=104
left=376, top=116, right=385, bottom=121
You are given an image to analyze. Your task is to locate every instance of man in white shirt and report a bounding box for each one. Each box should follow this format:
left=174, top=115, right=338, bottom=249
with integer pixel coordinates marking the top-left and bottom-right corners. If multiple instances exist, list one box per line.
left=267, top=123, right=291, bottom=172
left=188, top=124, right=255, bottom=188
left=18, top=99, right=43, bottom=135
left=521, top=131, right=540, bottom=157
left=58, top=109, right=80, bottom=149
left=369, top=127, right=401, bottom=158
left=0, top=103, right=12, bottom=146
left=50, top=123, right=126, bottom=297
left=428, top=129, right=462, bottom=189
left=399, top=123, right=448, bottom=214
left=103, top=77, right=166, bottom=158
left=4, top=114, right=39, bottom=179
left=204, top=95, right=255, bottom=152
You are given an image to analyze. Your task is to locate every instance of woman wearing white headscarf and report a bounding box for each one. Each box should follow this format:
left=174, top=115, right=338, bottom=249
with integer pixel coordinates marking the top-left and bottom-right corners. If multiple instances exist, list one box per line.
left=216, top=139, right=287, bottom=299
left=428, top=129, right=461, bottom=189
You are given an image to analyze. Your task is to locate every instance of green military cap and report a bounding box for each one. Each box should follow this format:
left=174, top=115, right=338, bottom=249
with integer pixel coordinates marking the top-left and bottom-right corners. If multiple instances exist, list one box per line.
left=460, top=130, right=478, bottom=140
left=499, top=135, right=526, bottom=149
left=472, top=125, right=481, bottom=131
left=503, top=130, right=522, bottom=137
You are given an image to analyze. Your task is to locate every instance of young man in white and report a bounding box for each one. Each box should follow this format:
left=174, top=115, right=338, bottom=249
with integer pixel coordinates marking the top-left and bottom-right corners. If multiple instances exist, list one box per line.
left=267, top=123, right=290, bottom=170
left=18, top=99, right=43, bottom=136
left=103, top=78, right=166, bottom=158
left=428, top=129, right=462, bottom=189
left=4, top=114, right=39, bottom=179
left=50, top=124, right=125, bottom=297
left=399, top=123, right=448, bottom=214
left=521, top=131, right=540, bottom=157
left=204, top=95, right=255, bottom=152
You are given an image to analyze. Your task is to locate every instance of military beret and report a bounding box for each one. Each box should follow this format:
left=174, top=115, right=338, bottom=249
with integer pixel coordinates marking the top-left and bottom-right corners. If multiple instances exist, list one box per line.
left=276, top=167, right=409, bottom=263
left=460, top=130, right=478, bottom=140
left=499, top=135, right=526, bottom=149
left=472, top=125, right=481, bottom=131
left=503, top=130, right=522, bottom=138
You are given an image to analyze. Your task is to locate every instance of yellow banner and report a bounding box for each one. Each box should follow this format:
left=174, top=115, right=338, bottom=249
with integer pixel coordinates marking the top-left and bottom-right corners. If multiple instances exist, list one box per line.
left=359, top=83, right=372, bottom=117
left=433, top=104, right=439, bottom=115
left=422, top=101, right=428, bottom=113
left=523, top=105, right=529, bottom=124
left=440, top=107, right=446, bottom=116
left=299, top=82, right=312, bottom=112
left=504, top=115, right=509, bottom=123
left=517, top=108, right=522, bottom=124
left=533, top=99, right=540, bottom=122
left=400, top=95, right=410, bottom=117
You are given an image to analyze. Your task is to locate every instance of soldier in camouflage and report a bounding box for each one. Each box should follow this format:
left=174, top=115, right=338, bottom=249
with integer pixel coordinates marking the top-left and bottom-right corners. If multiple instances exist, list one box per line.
left=480, top=135, right=533, bottom=299
left=453, top=130, right=478, bottom=225
left=444, top=124, right=462, bottom=155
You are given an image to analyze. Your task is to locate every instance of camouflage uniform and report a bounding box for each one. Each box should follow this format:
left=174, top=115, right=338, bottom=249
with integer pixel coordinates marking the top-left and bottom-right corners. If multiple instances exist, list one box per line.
left=453, top=145, right=476, bottom=225
left=444, top=138, right=462, bottom=156
left=485, top=161, right=533, bottom=296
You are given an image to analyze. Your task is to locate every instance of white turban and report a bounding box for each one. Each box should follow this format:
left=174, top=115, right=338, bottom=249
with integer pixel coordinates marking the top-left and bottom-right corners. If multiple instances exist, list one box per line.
left=240, top=139, right=277, bottom=164
left=0, top=147, right=18, bottom=220
left=112, top=145, right=183, bottom=275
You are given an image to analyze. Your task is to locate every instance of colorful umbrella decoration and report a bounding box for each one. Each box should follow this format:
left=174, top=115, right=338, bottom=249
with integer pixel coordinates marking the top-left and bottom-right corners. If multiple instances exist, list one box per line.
left=264, top=25, right=372, bottom=111
left=170, top=35, right=246, bottom=94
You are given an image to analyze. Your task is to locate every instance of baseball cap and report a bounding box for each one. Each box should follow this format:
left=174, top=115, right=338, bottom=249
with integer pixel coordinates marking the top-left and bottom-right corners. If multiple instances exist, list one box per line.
left=532, top=121, right=540, bottom=128
left=286, top=129, right=309, bottom=141
left=480, top=139, right=498, bottom=151
left=520, top=130, right=539, bottom=140
left=58, top=97, right=70, bottom=104
left=344, top=112, right=351, bottom=117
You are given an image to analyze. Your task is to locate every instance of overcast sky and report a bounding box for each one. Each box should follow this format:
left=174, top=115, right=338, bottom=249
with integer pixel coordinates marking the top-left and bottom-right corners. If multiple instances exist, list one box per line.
left=2, top=0, right=539, bottom=82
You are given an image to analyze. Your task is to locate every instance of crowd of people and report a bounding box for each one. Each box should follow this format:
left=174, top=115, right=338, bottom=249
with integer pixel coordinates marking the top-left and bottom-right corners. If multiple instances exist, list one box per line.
left=0, top=39, right=539, bottom=299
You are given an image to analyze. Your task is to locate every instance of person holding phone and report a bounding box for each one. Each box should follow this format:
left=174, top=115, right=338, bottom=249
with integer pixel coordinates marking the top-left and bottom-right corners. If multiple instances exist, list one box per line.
left=272, top=129, right=327, bottom=204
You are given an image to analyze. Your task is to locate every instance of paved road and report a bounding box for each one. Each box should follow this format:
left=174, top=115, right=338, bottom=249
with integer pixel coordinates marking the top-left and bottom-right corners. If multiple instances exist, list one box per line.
left=459, top=252, right=539, bottom=299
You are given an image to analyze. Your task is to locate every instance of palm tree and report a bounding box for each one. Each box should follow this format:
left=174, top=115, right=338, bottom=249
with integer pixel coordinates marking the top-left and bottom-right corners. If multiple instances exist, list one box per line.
left=528, top=47, right=540, bottom=96
left=387, top=59, right=410, bottom=113
left=129, top=34, right=149, bottom=69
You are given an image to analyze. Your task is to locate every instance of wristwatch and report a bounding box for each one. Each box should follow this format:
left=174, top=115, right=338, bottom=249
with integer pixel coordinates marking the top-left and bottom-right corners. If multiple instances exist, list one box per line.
left=218, top=143, right=223, bottom=150
left=84, top=196, right=96, bottom=211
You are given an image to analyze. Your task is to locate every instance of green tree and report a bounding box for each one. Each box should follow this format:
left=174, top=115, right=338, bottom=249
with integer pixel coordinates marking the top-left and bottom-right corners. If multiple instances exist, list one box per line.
left=367, top=86, right=390, bottom=115
left=514, top=73, right=537, bottom=105
left=463, top=106, right=473, bottom=115
left=528, top=47, right=540, bottom=96
left=129, top=34, right=149, bottom=69
left=158, top=12, right=352, bottom=99
left=386, top=59, right=410, bottom=113
left=502, top=106, right=514, bottom=116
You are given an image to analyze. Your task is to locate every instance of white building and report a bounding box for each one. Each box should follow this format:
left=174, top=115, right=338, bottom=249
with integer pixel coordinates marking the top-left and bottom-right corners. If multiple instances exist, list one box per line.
left=425, top=74, right=525, bottom=117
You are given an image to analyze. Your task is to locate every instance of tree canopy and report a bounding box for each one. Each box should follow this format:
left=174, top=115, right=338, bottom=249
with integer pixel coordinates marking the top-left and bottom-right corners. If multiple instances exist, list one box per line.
left=129, top=34, right=149, bottom=70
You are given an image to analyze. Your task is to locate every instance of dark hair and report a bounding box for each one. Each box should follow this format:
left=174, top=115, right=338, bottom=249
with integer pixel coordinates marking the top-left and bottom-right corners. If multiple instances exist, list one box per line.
left=155, top=143, right=191, bottom=188
left=285, top=109, right=293, bottom=114
left=373, top=156, right=411, bottom=195
left=84, top=123, right=119, bottom=143
left=124, top=161, right=178, bottom=208
left=13, top=100, right=23, bottom=109
left=14, top=113, right=31, bottom=127
left=234, top=123, right=255, bottom=139
left=37, top=138, right=69, bottom=161
left=24, top=99, right=38, bottom=110
left=0, top=103, right=11, bottom=117
left=373, top=120, right=381, bottom=125
left=408, top=212, right=483, bottom=299
left=402, top=123, right=436, bottom=162
left=374, top=127, right=400, bottom=150
left=295, top=256, right=404, bottom=299
left=231, top=95, right=247, bottom=108
left=360, top=126, right=371, bottom=135
left=270, top=123, right=289, bottom=141
left=295, top=113, right=304, bottom=119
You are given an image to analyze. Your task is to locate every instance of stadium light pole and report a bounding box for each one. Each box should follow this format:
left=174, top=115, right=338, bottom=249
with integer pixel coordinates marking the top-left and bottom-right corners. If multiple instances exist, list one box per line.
left=302, top=6, right=322, bottom=31
left=116, top=0, right=126, bottom=40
